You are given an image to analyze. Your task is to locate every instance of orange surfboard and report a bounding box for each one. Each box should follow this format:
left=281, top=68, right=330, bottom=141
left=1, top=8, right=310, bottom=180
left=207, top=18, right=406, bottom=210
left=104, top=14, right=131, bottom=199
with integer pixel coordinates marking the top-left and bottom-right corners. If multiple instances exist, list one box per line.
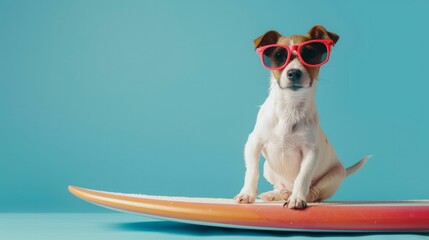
left=69, top=186, right=429, bottom=232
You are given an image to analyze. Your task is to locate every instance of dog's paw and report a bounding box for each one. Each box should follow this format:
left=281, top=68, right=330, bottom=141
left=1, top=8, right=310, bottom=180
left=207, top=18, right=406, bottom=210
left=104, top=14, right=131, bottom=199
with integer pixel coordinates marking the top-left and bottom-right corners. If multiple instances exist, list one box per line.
left=283, top=196, right=307, bottom=209
left=279, top=189, right=292, bottom=201
left=234, top=192, right=257, bottom=204
left=260, top=191, right=280, bottom=201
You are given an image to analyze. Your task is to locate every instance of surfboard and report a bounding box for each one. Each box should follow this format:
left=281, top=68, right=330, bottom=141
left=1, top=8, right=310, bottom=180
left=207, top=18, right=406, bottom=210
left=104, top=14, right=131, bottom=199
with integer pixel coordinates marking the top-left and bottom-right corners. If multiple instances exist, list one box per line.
left=68, top=185, right=429, bottom=232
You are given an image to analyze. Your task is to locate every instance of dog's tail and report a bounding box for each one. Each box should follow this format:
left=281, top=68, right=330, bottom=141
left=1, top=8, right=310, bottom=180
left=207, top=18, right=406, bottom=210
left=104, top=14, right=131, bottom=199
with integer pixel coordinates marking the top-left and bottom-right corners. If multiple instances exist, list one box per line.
left=345, top=155, right=372, bottom=177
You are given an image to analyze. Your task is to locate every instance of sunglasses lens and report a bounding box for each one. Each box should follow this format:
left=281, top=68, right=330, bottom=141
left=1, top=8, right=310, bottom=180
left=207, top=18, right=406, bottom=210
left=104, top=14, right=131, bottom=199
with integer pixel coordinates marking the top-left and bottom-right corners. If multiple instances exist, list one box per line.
left=262, top=47, right=288, bottom=69
left=300, top=42, right=328, bottom=65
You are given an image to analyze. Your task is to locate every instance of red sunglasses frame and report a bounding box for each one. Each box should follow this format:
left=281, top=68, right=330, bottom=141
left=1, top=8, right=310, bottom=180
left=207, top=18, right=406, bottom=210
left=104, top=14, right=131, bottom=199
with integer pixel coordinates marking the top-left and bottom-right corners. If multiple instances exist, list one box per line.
left=255, top=39, right=334, bottom=70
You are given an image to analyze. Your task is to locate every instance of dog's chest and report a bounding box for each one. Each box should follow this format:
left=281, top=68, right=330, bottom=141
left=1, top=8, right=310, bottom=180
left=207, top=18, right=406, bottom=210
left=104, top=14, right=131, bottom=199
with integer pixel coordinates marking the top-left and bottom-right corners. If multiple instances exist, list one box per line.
left=257, top=95, right=316, bottom=176
left=261, top=119, right=309, bottom=175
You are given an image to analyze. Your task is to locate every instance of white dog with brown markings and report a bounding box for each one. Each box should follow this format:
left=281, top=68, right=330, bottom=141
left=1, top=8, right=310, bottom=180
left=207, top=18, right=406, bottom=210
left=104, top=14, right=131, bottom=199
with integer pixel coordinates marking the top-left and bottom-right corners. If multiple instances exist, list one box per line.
left=234, top=25, right=370, bottom=209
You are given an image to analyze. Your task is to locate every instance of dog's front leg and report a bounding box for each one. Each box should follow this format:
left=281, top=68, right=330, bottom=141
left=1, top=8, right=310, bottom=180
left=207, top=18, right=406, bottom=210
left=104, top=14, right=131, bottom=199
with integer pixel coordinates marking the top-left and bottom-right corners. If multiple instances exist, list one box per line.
left=286, top=147, right=318, bottom=209
left=234, top=133, right=262, bottom=204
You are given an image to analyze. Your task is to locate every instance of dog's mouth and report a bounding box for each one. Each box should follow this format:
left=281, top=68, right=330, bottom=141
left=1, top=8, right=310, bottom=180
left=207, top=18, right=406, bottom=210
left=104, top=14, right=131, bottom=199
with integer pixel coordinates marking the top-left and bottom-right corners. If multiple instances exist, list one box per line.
left=287, top=85, right=304, bottom=91
left=277, top=78, right=312, bottom=91
left=285, top=80, right=314, bottom=91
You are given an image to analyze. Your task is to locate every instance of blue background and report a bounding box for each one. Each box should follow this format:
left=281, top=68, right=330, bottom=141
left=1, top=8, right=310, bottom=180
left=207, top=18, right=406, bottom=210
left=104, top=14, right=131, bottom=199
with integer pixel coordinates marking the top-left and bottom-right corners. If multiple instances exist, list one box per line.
left=1, top=0, right=429, bottom=213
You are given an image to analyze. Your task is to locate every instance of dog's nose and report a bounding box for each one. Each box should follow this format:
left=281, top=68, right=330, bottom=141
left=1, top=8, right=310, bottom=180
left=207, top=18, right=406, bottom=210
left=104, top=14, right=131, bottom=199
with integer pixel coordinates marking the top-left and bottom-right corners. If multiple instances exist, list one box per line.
left=287, top=69, right=302, bottom=82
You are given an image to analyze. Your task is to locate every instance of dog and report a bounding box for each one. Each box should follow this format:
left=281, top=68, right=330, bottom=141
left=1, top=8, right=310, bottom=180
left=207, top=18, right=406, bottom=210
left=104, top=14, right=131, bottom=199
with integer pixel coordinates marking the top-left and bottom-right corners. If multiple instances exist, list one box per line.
left=234, top=25, right=370, bottom=209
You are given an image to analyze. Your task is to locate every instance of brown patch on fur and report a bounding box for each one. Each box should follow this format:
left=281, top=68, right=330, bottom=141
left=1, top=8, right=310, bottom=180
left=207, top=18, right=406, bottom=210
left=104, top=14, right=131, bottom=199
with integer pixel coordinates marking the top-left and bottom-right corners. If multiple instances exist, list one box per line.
left=253, top=25, right=340, bottom=84
left=253, top=30, right=281, bottom=49
left=254, top=25, right=340, bottom=82
left=307, top=25, right=339, bottom=44
left=304, top=25, right=339, bottom=81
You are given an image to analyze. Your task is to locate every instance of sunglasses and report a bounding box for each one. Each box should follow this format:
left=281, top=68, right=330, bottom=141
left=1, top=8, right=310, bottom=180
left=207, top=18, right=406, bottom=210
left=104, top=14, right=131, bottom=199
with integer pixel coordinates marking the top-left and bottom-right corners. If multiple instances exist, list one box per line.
left=256, top=40, right=334, bottom=70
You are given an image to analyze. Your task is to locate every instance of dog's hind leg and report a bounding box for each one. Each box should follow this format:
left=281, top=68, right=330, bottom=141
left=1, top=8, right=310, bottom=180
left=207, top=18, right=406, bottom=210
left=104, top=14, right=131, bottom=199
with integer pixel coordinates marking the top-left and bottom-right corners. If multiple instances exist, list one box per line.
left=306, top=163, right=346, bottom=202
left=260, top=161, right=292, bottom=201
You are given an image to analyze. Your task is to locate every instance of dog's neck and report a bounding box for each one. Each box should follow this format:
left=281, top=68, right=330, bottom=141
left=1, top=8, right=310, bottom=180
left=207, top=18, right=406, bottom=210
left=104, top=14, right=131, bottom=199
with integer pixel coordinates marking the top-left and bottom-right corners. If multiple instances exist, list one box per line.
left=269, top=78, right=319, bottom=129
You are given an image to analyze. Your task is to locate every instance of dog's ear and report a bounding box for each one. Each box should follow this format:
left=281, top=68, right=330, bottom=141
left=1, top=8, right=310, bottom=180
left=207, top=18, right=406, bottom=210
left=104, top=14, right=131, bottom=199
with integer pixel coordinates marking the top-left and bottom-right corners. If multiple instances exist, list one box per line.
left=254, top=30, right=281, bottom=49
left=307, top=25, right=339, bottom=45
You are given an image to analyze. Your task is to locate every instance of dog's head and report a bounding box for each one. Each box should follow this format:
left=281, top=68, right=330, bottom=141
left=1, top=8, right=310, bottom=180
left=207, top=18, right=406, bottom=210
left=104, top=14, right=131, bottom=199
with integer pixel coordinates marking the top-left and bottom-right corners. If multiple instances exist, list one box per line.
left=254, top=25, right=339, bottom=91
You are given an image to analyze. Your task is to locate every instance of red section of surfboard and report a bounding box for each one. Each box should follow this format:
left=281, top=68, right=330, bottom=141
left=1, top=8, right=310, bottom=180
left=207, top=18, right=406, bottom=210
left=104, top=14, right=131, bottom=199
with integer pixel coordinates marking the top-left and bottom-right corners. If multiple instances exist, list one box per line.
left=69, top=186, right=429, bottom=232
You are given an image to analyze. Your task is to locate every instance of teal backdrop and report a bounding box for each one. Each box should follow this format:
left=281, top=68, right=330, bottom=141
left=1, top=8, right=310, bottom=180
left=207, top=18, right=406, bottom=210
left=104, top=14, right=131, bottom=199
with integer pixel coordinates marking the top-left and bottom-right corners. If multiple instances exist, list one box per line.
left=1, top=0, right=428, bottom=212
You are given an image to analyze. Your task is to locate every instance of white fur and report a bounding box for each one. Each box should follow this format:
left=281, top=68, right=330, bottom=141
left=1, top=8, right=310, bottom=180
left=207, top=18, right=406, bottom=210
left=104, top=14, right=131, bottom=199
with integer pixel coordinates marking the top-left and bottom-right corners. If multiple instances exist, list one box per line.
left=235, top=55, right=368, bottom=209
